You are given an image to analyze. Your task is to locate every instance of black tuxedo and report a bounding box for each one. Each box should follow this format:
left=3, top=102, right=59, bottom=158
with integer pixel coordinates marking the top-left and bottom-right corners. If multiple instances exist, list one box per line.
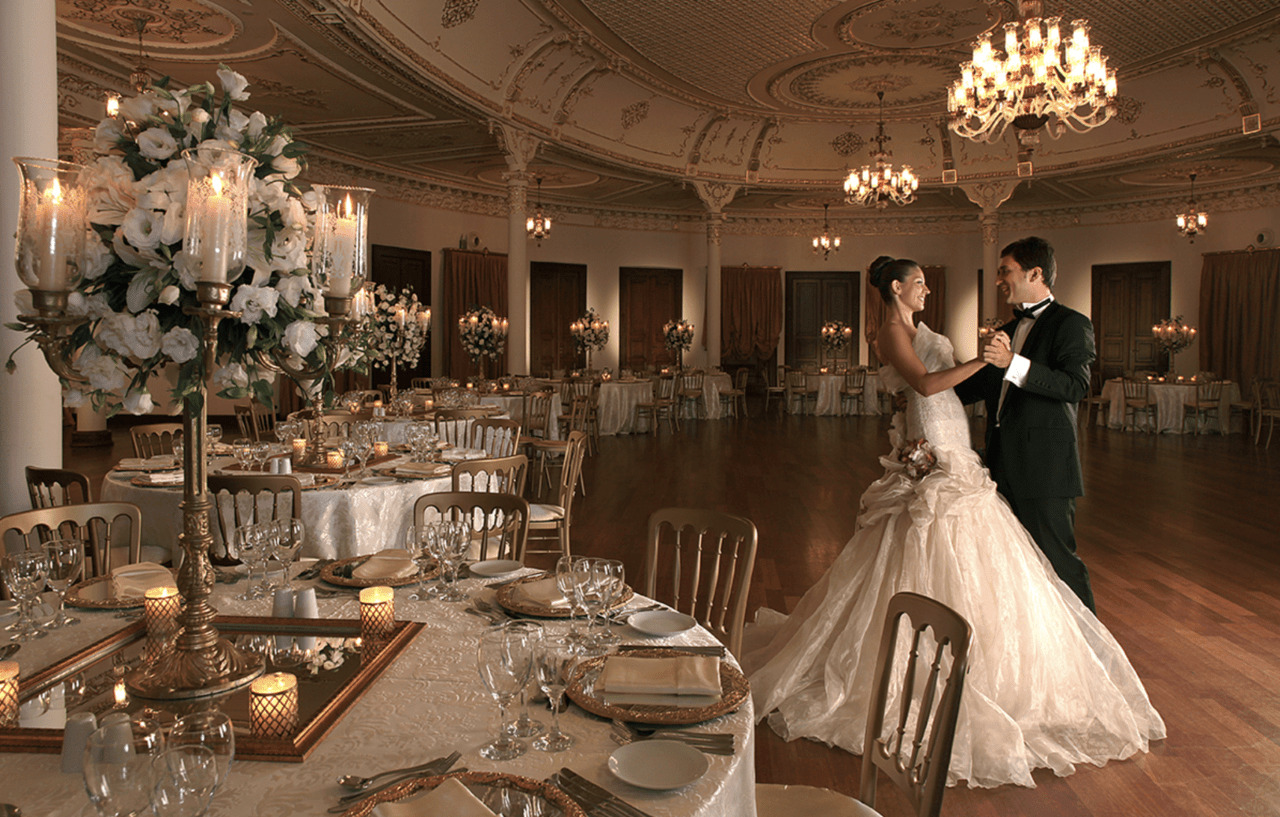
left=955, top=301, right=1097, bottom=610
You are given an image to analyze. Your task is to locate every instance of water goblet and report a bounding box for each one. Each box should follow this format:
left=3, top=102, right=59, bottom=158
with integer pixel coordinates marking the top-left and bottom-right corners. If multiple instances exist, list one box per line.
left=531, top=640, right=577, bottom=752
left=250, top=442, right=272, bottom=472
left=232, top=442, right=253, bottom=472
left=431, top=520, right=471, bottom=603
left=150, top=744, right=218, bottom=817
left=477, top=625, right=534, bottom=761
left=406, top=523, right=438, bottom=601
left=205, top=425, right=223, bottom=461
left=169, top=710, right=234, bottom=792
left=591, top=559, right=625, bottom=647
left=271, top=518, right=306, bottom=590
left=83, top=715, right=166, bottom=817
left=503, top=621, right=546, bottom=739
left=555, top=555, right=587, bottom=648
left=233, top=524, right=267, bottom=601
left=42, top=537, right=84, bottom=628
left=2, top=550, right=49, bottom=641
left=572, top=557, right=607, bottom=656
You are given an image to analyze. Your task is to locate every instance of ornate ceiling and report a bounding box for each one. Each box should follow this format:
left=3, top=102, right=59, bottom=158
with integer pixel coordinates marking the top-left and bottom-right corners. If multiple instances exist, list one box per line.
left=54, top=0, right=1280, bottom=232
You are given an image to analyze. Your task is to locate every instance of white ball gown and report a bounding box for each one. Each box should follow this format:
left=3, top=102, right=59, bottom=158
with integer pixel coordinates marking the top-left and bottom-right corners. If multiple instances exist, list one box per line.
left=741, top=324, right=1165, bottom=788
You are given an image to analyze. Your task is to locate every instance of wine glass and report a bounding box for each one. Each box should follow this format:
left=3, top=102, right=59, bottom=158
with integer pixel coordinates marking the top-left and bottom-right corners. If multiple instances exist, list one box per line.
left=234, top=523, right=267, bottom=601
left=476, top=625, right=534, bottom=761
left=271, top=518, right=306, bottom=590
left=571, top=557, right=606, bottom=654
left=150, top=744, right=218, bottom=817
left=42, top=537, right=84, bottom=628
left=250, top=441, right=272, bottom=472
left=205, top=425, right=223, bottom=461
left=169, top=710, right=234, bottom=792
left=2, top=550, right=49, bottom=641
left=591, top=559, right=625, bottom=647
left=555, top=555, right=586, bottom=648
left=503, top=621, right=546, bottom=739
left=232, top=442, right=253, bottom=472
left=83, top=716, right=166, bottom=817
left=436, top=520, right=471, bottom=602
left=406, top=523, right=437, bottom=601
left=531, top=639, right=576, bottom=752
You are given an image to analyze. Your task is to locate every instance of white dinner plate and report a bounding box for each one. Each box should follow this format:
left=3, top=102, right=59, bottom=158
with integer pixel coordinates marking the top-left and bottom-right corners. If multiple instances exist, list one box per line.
left=359, top=475, right=396, bottom=486
left=608, top=739, right=709, bottom=790
left=469, top=559, right=523, bottom=578
left=628, top=610, right=697, bottom=637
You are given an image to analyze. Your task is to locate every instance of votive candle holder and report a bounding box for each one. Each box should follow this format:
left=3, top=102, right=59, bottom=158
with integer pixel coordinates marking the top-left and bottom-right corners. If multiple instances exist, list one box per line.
left=373, top=441, right=389, bottom=458
left=0, top=661, right=18, bottom=727
left=326, top=449, right=345, bottom=469
left=249, top=672, right=298, bottom=739
left=359, top=586, right=395, bottom=641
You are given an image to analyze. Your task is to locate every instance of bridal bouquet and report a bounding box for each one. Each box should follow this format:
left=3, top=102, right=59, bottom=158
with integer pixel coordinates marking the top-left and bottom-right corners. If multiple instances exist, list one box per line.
left=662, top=319, right=694, bottom=352
left=7, top=67, right=329, bottom=415
left=897, top=438, right=938, bottom=480
left=570, top=307, right=609, bottom=353
left=360, top=285, right=429, bottom=371
left=821, top=320, right=853, bottom=352
left=458, top=305, right=507, bottom=362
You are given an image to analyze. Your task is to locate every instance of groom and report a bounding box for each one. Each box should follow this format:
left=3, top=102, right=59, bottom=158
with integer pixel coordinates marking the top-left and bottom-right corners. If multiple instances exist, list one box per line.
left=955, top=236, right=1097, bottom=612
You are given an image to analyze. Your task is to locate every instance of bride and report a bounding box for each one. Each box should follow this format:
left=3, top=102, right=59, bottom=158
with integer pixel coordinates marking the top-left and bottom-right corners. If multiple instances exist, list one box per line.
left=741, top=256, right=1165, bottom=788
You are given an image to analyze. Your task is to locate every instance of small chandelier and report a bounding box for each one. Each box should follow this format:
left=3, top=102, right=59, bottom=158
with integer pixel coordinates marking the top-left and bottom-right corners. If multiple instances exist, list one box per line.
left=812, top=203, right=841, bottom=259
left=844, top=91, right=918, bottom=209
left=948, top=0, right=1117, bottom=144
left=1175, top=173, right=1207, bottom=242
left=126, top=14, right=151, bottom=94
left=526, top=176, right=551, bottom=245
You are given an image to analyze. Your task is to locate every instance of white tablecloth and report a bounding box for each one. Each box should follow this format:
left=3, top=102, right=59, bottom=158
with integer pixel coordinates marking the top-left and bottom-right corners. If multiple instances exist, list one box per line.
left=791, top=372, right=882, bottom=416
left=696, top=373, right=735, bottom=420
left=480, top=393, right=562, bottom=440
left=1100, top=379, right=1241, bottom=433
left=597, top=380, right=656, bottom=435
left=0, top=573, right=756, bottom=817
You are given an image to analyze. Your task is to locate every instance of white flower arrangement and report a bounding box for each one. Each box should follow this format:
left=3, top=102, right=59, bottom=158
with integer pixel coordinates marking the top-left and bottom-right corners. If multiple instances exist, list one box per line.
left=304, top=637, right=361, bottom=675
left=570, top=307, right=609, bottom=353
left=359, top=284, right=429, bottom=370
left=821, top=320, right=853, bottom=352
left=6, top=66, right=329, bottom=414
left=662, top=319, right=694, bottom=352
left=458, top=305, right=507, bottom=362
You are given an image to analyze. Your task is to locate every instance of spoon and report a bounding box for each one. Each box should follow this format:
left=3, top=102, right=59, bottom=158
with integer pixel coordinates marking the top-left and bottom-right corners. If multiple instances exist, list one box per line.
left=336, top=756, right=452, bottom=791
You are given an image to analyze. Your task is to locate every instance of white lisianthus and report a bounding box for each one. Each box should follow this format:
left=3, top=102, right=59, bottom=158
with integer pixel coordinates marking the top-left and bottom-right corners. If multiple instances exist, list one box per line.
left=251, top=177, right=289, bottom=214
left=77, top=345, right=132, bottom=392
left=122, top=207, right=163, bottom=250
left=229, top=284, right=280, bottom=325
left=268, top=229, right=307, bottom=272
left=161, top=327, right=200, bottom=363
left=137, top=127, right=178, bottom=160
left=159, top=206, right=184, bottom=246
left=68, top=292, right=112, bottom=319
left=99, top=310, right=162, bottom=360
left=283, top=320, right=320, bottom=357
left=83, top=231, right=113, bottom=280
left=281, top=197, right=306, bottom=231
left=122, top=389, right=155, bottom=416
left=213, top=362, right=249, bottom=392
left=270, top=155, right=300, bottom=179
left=14, top=289, right=33, bottom=315
left=217, top=67, right=250, bottom=101
left=186, top=107, right=211, bottom=141
left=172, top=251, right=199, bottom=291
left=158, top=285, right=181, bottom=305
left=117, top=94, right=158, bottom=124
left=63, top=389, right=87, bottom=408
left=274, top=273, right=313, bottom=308
left=141, top=162, right=188, bottom=203
left=94, top=118, right=126, bottom=154
left=246, top=110, right=268, bottom=139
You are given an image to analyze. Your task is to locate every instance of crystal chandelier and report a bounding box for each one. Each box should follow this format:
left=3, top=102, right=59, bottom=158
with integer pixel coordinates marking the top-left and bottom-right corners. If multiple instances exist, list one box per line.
left=526, top=176, right=551, bottom=245
left=1175, top=173, right=1207, bottom=242
left=948, top=0, right=1117, bottom=144
left=812, top=203, right=841, bottom=259
left=844, top=92, right=918, bottom=209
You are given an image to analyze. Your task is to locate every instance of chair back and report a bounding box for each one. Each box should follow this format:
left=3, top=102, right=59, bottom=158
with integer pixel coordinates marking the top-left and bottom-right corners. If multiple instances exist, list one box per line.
left=644, top=508, right=758, bottom=657
left=523, top=391, right=554, bottom=439
left=207, top=475, right=303, bottom=563
left=237, top=402, right=275, bottom=441
left=26, top=466, right=92, bottom=508
left=554, top=431, right=589, bottom=512
left=1, top=502, right=142, bottom=578
left=1122, top=379, right=1149, bottom=401
left=469, top=418, right=522, bottom=458
left=1195, top=380, right=1222, bottom=406
left=844, top=369, right=866, bottom=391
left=655, top=374, right=677, bottom=401
left=681, top=371, right=705, bottom=393
left=434, top=408, right=488, bottom=447
left=130, top=423, right=183, bottom=458
left=410, top=377, right=431, bottom=389
left=563, top=395, right=591, bottom=436
left=452, top=454, right=529, bottom=497
left=412, top=490, right=529, bottom=562
left=235, top=404, right=257, bottom=441
left=860, top=592, right=971, bottom=817
left=787, top=370, right=808, bottom=390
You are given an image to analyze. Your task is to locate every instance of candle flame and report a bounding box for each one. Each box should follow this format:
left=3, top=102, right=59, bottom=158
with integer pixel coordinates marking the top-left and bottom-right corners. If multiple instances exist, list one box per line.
left=47, top=178, right=63, bottom=205
left=343, top=193, right=354, bottom=219
left=113, top=680, right=128, bottom=707
left=211, top=172, right=224, bottom=196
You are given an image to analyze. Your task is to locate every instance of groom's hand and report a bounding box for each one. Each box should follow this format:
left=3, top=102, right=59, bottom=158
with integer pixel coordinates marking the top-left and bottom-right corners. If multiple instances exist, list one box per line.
left=983, top=331, right=1014, bottom=367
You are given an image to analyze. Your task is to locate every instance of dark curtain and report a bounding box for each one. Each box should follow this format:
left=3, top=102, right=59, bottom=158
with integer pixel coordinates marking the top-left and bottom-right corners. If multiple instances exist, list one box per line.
left=1198, top=248, right=1280, bottom=392
left=721, top=266, right=783, bottom=359
left=443, top=249, right=508, bottom=378
left=865, top=265, right=946, bottom=365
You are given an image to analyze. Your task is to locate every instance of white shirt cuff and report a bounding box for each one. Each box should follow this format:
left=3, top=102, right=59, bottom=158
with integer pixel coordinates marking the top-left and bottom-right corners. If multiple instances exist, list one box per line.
left=1004, top=353, right=1031, bottom=387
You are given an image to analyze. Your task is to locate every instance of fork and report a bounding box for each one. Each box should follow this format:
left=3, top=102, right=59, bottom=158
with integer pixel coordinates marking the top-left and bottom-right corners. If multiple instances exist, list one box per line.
left=331, top=751, right=462, bottom=809
left=609, top=720, right=734, bottom=755
left=554, top=769, right=652, bottom=817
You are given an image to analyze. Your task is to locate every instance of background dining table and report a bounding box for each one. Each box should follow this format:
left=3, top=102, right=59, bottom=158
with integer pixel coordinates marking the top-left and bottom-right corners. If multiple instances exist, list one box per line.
left=791, top=371, right=883, bottom=416
left=0, top=567, right=756, bottom=817
left=1099, top=378, right=1241, bottom=433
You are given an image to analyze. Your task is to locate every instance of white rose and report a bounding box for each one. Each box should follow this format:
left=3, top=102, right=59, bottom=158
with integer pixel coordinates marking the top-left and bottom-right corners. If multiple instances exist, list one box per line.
left=117, top=94, right=158, bottom=124
left=229, top=284, right=279, bottom=325
left=213, top=363, right=249, bottom=392
left=77, top=345, right=132, bottom=392
left=268, top=229, right=306, bottom=272
left=94, top=118, right=126, bottom=154
left=283, top=321, right=320, bottom=357
left=186, top=108, right=211, bottom=141
left=251, top=177, right=289, bottom=214
left=274, top=273, right=314, bottom=308
left=63, top=389, right=87, bottom=409
left=136, top=127, right=178, bottom=160
left=121, top=207, right=162, bottom=250
left=172, top=251, right=199, bottom=291
left=122, top=389, right=154, bottom=416
left=300, top=189, right=320, bottom=213
left=160, top=326, right=200, bottom=363
left=270, top=155, right=300, bottom=179
left=158, top=285, right=181, bottom=305
left=281, top=198, right=306, bottom=232
left=217, top=68, right=250, bottom=101
left=246, top=111, right=268, bottom=139
left=83, top=231, right=112, bottom=280
left=99, top=310, right=162, bottom=360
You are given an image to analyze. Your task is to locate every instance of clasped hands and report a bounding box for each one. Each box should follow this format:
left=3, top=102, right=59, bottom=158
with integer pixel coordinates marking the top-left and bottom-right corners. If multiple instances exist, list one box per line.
left=982, top=331, right=1014, bottom=368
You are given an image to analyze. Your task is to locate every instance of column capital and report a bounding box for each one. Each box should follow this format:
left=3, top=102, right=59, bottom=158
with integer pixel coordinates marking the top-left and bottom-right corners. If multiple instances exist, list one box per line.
left=960, top=180, right=1017, bottom=212
left=979, top=211, right=1000, bottom=246
left=690, top=180, right=739, bottom=214
left=490, top=120, right=540, bottom=171
left=705, top=211, right=725, bottom=245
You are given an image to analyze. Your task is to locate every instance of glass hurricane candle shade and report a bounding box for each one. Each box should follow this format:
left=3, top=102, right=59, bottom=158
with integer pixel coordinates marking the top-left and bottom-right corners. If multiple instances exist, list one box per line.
left=12, top=158, right=88, bottom=302
left=249, top=672, right=298, bottom=739
left=312, top=184, right=373, bottom=300
left=182, top=146, right=257, bottom=285
left=0, top=661, right=17, bottom=727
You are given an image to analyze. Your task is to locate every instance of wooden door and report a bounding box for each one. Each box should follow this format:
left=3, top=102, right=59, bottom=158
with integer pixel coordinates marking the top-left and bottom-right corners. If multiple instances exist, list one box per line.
left=1091, top=262, right=1170, bottom=379
left=619, top=267, right=682, bottom=369
left=371, top=245, right=432, bottom=389
left=530, top=262, right=586, bottom=375
left=786, top=271, right=858, bottom=370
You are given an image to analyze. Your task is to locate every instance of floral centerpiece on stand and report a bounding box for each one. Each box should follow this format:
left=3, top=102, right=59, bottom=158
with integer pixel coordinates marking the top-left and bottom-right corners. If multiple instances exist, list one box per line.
left=820, top=320, right=853, bottom=369
left=570, top=307, right=609, bottom=370
left=458, top=305, right=507, bottom=380
left=5, top=67, right=331, bottom=414
left=1151, top=315, right=1196, bottom=376
left=356, top=284, right=429, bottom=394
left=663, top=318, right=694, bottom=369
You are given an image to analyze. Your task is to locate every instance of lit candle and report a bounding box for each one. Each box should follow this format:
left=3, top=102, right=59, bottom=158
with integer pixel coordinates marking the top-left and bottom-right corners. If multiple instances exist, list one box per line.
left=291, top=438, right=307, bottom=460
left=417, top=308, right=431, bottom=330
left=502, top=383, right=510, bottom=391
left=113, top=680, right=129, bottom=709
left=249, top=672, right=298, bottom=739
left=395, top=307, right=407, bottom=330
left=105, top=93, right=120, bottom=118
left=143, top=586, right=181, bottom=640
left=197, top=172, right=235, bottom=284
left=328, top=194, right=358, bottom=297
left=326, top=450, right=345, bottom=469
left=0, top=661, right=17, bottom=727
left=373, top=441, right=389, bottom=458
left=359, top=586, right=395, bottom=641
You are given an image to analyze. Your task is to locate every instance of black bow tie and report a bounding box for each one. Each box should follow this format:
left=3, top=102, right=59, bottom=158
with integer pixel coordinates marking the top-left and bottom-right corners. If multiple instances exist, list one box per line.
left=1013, top=299, right=1051, bottom=321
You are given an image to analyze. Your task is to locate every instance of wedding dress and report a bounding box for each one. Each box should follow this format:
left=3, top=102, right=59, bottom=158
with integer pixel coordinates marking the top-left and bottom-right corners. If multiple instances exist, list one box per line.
left=741, top=324, right=1165, bottom=788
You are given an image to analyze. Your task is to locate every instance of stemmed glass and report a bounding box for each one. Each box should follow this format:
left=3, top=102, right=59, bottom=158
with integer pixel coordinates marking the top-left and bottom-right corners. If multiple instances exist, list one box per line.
left=406, top=523, right=438, bottom=601
left=150, top=744, right=218, bottom=817
left=503, top=621, right=546, bottom=739
left=83, top=715, right=166, bottom=817
left=591, top=559, right=625, bottom=647
left=434, top=520, right=471, bottom=602
left=42, top=537, right=84, bottom=628
left=169, top=710, right=235, bottom=793
left=352, top=430, right=374, bottom=477
left=2, top=550, right=49, bottom=641
left=172, top=432, right=184, bottom=464
left=250, top=441, right=272, bottom=472
left=234, top=524, right=268, bottom=601
left=232, top=442, right=254, bottom=471
left=270, top=518, right=305, bottom=590
left=477, top=624, right=535, bottom=761
left=571, top=557, right=607, bottom=655
left=205, top=425, right=223, bottom=461
left=532, top=639, right=577, bottom=752
left=555, top=555, right=587, bottom=648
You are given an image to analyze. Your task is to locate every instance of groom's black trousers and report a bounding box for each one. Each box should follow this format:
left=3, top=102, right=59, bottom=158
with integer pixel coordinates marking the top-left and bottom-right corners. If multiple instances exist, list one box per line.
left=1003, top=493, right=1096, bottom=613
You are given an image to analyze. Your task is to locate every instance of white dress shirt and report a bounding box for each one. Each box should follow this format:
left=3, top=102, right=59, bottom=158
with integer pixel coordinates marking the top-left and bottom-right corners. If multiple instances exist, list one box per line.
left=997, top=296, right=1054, bottom=421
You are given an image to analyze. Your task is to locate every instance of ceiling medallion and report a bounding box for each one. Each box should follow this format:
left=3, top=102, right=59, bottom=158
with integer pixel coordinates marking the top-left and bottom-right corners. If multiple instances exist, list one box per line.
left=844, top=92, right=918, bottom=209
left=1175, top=173, right=1207, bottom=243
left=947, top=0, right=1117, bottom=144
left=526, top=176, right=551, bottom=246
left=812, top=203, right=841, bottom=260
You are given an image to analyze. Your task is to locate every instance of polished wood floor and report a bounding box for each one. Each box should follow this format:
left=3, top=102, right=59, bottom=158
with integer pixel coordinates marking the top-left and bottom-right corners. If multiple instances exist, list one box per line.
left=64, top=406, right=1280, bottom=817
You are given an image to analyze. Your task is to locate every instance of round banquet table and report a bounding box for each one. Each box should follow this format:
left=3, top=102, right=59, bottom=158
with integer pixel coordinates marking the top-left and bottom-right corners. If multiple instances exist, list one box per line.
left=0, top=569, right=756, bottom=817
left=792, top=372, right=883, bottom=416
left=100, top=457, right=454, bottom=562
left=1099, top=378, right=1241, bottom=433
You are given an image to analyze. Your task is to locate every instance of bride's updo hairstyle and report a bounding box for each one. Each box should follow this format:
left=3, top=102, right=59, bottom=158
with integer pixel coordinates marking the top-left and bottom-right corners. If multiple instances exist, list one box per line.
left=868, top=256, right=922, bottom=304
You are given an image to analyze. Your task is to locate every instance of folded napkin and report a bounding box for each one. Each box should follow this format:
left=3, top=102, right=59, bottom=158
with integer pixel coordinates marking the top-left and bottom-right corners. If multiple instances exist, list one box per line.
left=393, top=462, right=450, bottom=477
left=138, top=471, right=184, bottom=485
left=117, top=455, right=177, bottom=470
left=440, top=448, right=486, bottom=463
left=372, top=777, right=495, bottom=817
left=352, top=549, right=418, bottom=580
left=598, top=655, right=722, bottom=697
left=517, top=577, right=571, bottom=609
left=110, top=562, right=175, bottom=599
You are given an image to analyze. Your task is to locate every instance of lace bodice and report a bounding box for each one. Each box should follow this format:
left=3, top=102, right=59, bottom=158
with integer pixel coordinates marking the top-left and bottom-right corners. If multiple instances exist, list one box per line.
left=877, top=323, right=972, bottom=451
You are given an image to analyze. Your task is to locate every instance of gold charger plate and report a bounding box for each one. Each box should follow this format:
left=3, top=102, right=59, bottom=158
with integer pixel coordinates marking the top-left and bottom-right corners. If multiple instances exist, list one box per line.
left=64, top=574, right=155, bottom=610
left=342, top=770, right=584, bottom=817
left=565, top=647, right=750, bottom=725
left=495, top=574, right=633, bottom=619
left=300, top=474, right=341, bottom=491
left=320, top=555, right=439, bottom=588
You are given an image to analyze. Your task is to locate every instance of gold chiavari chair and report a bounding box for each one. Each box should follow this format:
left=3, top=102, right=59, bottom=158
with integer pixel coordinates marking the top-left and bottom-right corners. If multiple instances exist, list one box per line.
left=130, top=423, right=183, bottom=458
left=26, top=466, right=92, bottom=509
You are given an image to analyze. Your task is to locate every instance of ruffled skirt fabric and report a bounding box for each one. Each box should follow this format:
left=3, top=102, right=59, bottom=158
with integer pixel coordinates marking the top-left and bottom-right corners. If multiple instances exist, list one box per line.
left=741, top=444, right=1165, bottom=788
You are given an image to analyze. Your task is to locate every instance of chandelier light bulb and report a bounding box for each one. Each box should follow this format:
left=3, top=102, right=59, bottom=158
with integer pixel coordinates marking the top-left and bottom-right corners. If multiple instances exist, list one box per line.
left=845, top=91, right=917, bottom=209
left=811, top=203, right=841, bottom=259
left=1175, top=173, right=1208, bottom=242
left=526, top=176, right=550, bottom=245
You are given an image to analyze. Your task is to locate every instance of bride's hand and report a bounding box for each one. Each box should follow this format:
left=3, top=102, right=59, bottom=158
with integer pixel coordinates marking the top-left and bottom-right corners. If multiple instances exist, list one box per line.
left=983, top=332, right=1013, bottom=367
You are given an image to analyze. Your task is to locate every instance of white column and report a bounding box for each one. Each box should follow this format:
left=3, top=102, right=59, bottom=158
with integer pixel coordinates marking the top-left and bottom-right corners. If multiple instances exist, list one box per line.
left=0, top=0, right=62, bottom=514
left=981, top=211, right=1001, bottom=326
left=505, top=173, right=530, bottom=375
left=705, top=213, right=724, bottom=367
